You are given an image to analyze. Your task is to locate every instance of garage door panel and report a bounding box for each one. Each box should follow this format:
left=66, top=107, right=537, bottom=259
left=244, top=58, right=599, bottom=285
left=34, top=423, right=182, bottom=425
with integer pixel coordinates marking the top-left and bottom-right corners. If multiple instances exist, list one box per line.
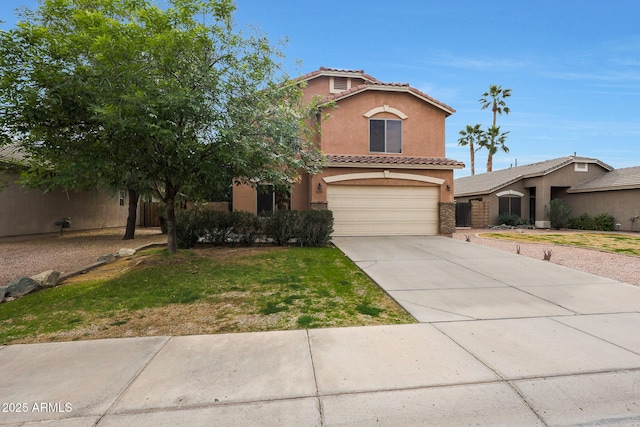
left=327, top=185, right=439, bottom=237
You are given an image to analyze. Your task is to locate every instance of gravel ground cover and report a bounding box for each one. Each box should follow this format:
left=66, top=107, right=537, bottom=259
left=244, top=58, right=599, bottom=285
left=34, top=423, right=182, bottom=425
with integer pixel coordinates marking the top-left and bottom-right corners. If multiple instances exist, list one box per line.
left=0, top=228, right=166, bottom=286
left=453, top=229, right=640, bottom=286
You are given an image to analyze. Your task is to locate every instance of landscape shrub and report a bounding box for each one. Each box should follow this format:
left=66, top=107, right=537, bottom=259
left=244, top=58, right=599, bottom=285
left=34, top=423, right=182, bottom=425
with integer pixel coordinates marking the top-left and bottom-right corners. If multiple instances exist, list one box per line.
left=230, top=211, right=264, bottom=246
left=497, top=213, right=521, bottom=227
left=568, top=212, right=615, bottom=231
left=546, top=198, right=572, bottom=229
left=175, top=207, right=208, bottom=249
left=567, top=213, right=591, bottom=230
left=298, top=210, right=334, bottom=247
left=175, top=207, right=334, bottom=248
left=202, top=210, right=235, bottom=244
left=265, top=210, right=301, bottom=245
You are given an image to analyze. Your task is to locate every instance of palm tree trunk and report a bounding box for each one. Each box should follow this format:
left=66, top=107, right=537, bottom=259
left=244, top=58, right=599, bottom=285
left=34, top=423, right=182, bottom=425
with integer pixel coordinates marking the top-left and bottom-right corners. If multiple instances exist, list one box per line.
left=470, top=143, right=475, bottom=175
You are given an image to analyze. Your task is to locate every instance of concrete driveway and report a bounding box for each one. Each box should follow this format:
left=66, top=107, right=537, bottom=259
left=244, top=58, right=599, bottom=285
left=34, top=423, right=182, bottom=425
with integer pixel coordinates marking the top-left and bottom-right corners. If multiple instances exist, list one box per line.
left=2, top=236, right=640, bottom=426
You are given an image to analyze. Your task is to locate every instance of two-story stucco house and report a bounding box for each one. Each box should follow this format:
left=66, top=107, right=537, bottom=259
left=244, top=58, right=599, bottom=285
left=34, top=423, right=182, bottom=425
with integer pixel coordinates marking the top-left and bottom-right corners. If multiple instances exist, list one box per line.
left=232, top=67, right=464, bottom=236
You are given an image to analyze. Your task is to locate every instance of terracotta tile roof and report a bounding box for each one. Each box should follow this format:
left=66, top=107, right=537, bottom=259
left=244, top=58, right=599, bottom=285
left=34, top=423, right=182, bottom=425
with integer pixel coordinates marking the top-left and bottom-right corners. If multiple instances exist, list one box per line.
left=320, top=82, right=455, bottom=116
left=454, top=156, right=614, bottom=196
left=568, top=165, right=640, bottom=193
left=327, top=154, right=464, bottom=168
left=295, top=66, right=381, bottom=84
left=295, top=67, right=455, bottom=115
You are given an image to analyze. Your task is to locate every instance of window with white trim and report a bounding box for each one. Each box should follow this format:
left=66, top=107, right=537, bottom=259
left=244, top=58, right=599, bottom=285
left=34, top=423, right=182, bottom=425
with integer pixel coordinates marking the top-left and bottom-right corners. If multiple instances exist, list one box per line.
left=369, top=119, right=402, bottom=153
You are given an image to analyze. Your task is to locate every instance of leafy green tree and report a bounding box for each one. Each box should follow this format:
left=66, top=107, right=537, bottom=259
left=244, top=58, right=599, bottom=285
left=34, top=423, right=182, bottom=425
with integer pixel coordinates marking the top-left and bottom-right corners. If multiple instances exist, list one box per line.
left=457, top=123, right=484, bottom=176
left=478, top=84, right=511, bottom=172
left=0, top=0, right=322, bottom=253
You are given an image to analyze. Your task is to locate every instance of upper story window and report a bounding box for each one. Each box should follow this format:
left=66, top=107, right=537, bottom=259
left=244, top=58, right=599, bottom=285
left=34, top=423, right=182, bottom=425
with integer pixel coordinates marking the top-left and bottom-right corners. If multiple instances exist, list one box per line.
left=370, top=119, right=402, bottom=153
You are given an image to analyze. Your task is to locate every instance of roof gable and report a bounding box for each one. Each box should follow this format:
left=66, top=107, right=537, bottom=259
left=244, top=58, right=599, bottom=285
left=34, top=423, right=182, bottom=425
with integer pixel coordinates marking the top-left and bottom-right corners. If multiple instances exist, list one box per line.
left=568, top=165, right=640, bottom=193
left=297, top=67, right=455, bottom=116
left=454, top=156, right=613, bottom=196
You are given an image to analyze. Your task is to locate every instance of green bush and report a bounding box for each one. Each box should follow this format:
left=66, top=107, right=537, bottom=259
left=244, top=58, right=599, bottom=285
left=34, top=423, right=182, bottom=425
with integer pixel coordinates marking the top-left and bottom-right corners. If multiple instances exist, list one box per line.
left=568, top=212, right=615, bottom=231
left=567, top=213, right=590, bottom=230
left=175, top=207, right=334, bottom=248
left=497, top=213, right=521, bottom=227
left=298, top=210, right=334, bottom=247
left=265, top=210, right=301, bottom=245
left=175, top=207, right=208, bottom=249
left=231, top=211, right=263, bottom=246
left=546, top=199, right=572, bottom=230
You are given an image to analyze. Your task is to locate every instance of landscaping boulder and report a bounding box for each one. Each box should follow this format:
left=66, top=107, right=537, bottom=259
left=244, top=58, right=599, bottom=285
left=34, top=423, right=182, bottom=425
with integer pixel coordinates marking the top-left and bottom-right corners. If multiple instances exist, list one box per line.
left=6, top=277, right=39, bottom=298
left=0, top=286, right=6, bottom=302
left=97, top=254, right=116, bottom=264
left=116, top=248, right=136, bottom=258
left=31, top=270, right=61, bottom=288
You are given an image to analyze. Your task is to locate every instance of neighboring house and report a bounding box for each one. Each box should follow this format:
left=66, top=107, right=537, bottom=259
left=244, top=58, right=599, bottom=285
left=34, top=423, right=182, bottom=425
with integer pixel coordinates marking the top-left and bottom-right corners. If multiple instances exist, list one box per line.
left=232, top=67, right=464, bottom=236
left=0, top=145, right=134, bottom=237
left=565, top=165, right=640, bottom=232
left=454, top=155, right=640, bottom=231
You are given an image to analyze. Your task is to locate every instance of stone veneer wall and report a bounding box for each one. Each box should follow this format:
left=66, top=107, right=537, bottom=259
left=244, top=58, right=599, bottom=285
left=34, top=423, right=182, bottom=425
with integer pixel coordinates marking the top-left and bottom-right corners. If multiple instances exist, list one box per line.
left=310, top=201, right=328, bottom=210
left=439, top=202, right=455, bottom=237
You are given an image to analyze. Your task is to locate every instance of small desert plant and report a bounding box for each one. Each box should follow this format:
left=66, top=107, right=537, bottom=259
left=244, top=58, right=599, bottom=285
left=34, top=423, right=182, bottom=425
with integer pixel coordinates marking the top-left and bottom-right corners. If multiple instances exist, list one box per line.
left=516, top=244, right=521, bottom=255
left=543, top=248, right=553, bottom=261
left=465, top=234, right=471, bottom=242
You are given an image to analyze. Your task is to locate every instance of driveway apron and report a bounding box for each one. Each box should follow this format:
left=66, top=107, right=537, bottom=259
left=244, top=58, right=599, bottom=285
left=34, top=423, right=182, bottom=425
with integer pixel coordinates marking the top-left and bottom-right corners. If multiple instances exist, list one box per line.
left=333, top=235, right=640, bottom=425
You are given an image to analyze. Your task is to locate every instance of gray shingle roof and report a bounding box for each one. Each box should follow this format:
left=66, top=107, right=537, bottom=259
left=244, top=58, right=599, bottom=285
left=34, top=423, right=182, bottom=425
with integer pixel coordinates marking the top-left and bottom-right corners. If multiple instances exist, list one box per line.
left=568, top=165, right=640, bottom=193
left=454, top=156, right=613, bottom=196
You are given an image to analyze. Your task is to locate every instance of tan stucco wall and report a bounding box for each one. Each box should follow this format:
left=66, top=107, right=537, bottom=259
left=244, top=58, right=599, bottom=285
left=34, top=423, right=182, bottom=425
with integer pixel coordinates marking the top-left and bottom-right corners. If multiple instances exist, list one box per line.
left=232, top=182, right=257, bottom=213
left=232, top=167, right=455, bottom=215
left=564, top=189, right=640, bottom=231
left=0, top=172, right=131, bottom=237
left=320, top=91, right=446, bottom=158
left=315, top=167, right=454, bottom=204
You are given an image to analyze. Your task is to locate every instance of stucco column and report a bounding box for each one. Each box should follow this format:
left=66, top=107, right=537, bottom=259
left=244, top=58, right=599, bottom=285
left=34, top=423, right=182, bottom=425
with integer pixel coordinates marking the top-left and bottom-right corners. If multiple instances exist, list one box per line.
left=536, top=184, right=551, bottom=228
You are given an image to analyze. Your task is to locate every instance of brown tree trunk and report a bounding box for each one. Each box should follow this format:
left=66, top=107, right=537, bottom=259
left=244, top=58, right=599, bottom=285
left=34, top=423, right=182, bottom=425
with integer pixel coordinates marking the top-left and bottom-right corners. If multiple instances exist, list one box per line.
left=122, top=188, right=139, bottom=240
left=164, top=182, right=178, bottom=254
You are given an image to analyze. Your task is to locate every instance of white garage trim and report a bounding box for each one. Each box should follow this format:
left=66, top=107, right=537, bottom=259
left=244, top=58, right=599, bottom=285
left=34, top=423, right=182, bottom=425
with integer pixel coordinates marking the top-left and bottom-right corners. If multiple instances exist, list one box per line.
left=327, top=185, right=439, bottom=236
left=324, top=171, right=444, bottom=185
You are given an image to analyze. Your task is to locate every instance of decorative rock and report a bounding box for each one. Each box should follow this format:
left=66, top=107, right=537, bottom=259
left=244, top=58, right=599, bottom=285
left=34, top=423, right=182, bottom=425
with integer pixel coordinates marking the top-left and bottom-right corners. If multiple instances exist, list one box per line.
left=31, top=270, right=61, bottom=288
left=115, top=248, right=136, bottom=258
left=97, top=254, right=116, bottom=264
left=6, top=277, right=39, bottom=298
left=0, top=286, right=6, bottom=302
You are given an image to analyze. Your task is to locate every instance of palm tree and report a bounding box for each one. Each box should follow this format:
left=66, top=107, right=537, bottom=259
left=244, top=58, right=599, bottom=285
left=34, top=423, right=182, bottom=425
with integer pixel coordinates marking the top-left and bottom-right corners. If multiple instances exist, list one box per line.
left=479, top=126, right=510, bottom=173
left=457, top=124, right=484, bottom=175
left=479, top=85, right=511, bottom=172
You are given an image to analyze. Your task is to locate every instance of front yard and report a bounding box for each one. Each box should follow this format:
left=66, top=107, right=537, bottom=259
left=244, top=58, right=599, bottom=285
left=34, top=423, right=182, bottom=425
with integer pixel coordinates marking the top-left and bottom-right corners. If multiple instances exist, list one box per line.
left=0, top=246, right=414, bottom=345
left=481, top=231, right=640, bottom=257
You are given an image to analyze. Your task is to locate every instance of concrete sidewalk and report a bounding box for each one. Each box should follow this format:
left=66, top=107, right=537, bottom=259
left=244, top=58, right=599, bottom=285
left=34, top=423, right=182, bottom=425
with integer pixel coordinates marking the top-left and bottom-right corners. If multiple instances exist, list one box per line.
left=1, top=236, right=639, bottom=426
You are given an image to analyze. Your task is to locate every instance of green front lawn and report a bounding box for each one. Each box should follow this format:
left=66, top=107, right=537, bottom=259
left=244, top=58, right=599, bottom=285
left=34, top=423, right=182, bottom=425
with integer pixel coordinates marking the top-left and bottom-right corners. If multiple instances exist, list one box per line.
left=0, top=246, right=414, bottom=344
left=481, top=232, right=640, bottom=256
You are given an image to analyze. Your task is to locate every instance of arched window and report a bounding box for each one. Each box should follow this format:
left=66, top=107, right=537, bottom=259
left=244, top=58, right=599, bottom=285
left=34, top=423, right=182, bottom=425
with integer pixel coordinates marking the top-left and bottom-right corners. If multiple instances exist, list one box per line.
left=496, top=190, right=524, bottom=216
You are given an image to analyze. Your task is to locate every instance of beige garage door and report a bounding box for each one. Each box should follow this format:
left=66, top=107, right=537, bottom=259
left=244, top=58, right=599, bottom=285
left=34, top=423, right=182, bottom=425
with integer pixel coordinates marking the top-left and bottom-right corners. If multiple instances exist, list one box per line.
left=327, top=185, right=439, bottom=236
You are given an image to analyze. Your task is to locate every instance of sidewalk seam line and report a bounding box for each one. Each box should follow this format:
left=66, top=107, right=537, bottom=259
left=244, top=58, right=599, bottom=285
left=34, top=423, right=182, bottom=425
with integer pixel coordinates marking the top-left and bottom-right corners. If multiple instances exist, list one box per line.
left=305, top=329, right=325, bottom=427
left=95, top=336, right=172, bottom=424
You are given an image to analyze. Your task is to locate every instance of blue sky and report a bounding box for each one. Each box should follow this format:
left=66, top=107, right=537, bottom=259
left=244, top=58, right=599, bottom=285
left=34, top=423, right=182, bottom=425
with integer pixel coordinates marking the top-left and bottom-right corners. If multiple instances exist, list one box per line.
left=3, top=1, right=639, bottom=177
